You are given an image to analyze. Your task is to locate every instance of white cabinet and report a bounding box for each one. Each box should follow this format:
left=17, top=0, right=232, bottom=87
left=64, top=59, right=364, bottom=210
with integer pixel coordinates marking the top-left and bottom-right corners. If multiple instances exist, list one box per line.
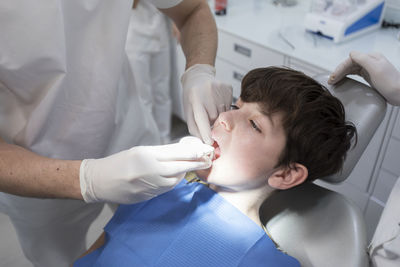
left=217, top=31, right=286, bottom=70
left=287, top=57, right=329, bottom=77
left=215, top=30, right=286, bottom=99
left=214, top=58, right=246, bottom=99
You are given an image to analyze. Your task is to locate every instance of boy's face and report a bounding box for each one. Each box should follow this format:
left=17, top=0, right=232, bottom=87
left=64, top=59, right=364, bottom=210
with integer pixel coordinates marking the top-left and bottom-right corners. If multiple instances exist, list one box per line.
left=197, top=99, right=287, bottom=191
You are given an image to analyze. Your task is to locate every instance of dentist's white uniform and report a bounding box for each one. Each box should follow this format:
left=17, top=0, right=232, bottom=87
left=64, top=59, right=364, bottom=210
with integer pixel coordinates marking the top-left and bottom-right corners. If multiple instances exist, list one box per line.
left=126, top=1, right=173, bottom=144
left=0, top=0, right=181, bottom=266
left=369, top=178, right=400, bottom=267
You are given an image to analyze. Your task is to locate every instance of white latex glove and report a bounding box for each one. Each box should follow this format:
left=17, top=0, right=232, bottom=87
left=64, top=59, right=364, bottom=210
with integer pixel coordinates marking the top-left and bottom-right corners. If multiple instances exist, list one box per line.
left=80, top=136, right=214, bottom=204
left=181, top=64, right=233, bottom=145
left=329, top=51, right=400, bottom=106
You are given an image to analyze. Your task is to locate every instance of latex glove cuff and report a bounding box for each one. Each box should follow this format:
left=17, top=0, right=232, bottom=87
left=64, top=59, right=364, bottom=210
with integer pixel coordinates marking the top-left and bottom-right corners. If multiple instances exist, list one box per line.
left=181, top=64, right=216, bottom=88
left=80, top=159, right=97, bottom=203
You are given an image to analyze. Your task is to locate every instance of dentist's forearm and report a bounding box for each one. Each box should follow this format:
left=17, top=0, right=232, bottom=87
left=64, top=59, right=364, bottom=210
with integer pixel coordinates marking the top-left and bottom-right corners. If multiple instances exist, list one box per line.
left=0, top=139, right=82, bottom=200
left=180, top=1, right=217, bottom=68
left=163, top=0, right=218, bottom=69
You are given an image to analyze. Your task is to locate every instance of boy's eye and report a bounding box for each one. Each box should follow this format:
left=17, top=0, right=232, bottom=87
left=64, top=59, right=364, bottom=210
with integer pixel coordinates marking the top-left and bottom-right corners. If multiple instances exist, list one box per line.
left=250, top=120, right=262, bottom=133
left=230, top=104, right=262, bottom=133
left=230, top=104, right=239, bottom=110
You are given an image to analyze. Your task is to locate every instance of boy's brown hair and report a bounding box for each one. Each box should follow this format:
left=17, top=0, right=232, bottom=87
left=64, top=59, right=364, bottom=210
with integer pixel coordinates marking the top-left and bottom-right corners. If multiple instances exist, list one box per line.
left=240, top=67, right=356, bottom=182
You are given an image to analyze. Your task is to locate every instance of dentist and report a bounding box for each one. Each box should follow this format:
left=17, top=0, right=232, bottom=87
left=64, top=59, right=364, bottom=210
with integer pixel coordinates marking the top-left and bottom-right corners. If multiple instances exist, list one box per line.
left=0, top=0, right=231, bottom=266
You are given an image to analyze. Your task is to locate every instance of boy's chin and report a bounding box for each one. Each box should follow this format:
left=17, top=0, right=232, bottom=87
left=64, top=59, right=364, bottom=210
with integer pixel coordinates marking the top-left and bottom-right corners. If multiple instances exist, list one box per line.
left=194, top=167, right=211, bottom=181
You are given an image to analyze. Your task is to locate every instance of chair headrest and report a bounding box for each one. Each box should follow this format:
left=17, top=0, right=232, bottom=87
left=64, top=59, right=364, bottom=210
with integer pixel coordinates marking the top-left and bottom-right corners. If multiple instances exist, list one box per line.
left=313, top=75, right=386, bottom=183
left=260, top=182, right=369, bottom=267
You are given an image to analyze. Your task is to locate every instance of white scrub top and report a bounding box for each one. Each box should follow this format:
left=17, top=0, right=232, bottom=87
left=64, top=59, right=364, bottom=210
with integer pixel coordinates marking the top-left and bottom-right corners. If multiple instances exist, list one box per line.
left=0, top=1, right=181, bottom=265
left=127, top=1, right=170, bottom=53
left=369, top=177, right=400, bottom=267
left=0, top=0, right=181, bottom=160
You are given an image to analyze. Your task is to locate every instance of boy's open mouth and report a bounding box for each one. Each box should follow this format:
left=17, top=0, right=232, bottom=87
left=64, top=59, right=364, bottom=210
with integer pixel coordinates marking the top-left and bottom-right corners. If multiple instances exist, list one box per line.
left=212, top=141, right=221, bottom=161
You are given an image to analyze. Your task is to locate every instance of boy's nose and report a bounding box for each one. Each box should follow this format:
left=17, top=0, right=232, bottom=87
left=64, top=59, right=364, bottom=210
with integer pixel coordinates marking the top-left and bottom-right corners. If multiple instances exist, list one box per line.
left=218, top=112, right=232, bottom=132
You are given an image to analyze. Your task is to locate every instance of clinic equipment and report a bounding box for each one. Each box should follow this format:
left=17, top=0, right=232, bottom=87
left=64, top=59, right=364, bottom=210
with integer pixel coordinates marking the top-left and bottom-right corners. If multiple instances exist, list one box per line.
left=273, top=0, right=297, bottom=6
left=215, top=0, right=227, bottom=15
left=304, top=0, right=386, bottom=43
left=260, top=75, right=387, bottom=266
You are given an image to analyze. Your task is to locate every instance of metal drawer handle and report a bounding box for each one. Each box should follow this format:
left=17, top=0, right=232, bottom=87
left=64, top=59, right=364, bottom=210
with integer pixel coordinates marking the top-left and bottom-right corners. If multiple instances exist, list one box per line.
left=233, top=71, right=244, bottom=81
left=234, top=43, right=252, bottom=57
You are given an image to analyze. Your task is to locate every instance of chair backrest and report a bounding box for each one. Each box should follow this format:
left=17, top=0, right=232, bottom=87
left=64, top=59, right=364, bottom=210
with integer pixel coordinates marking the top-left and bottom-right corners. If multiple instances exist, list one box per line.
left=260, top=75, right=387, bottom=267
left=316, top=75, right=387, bottom=183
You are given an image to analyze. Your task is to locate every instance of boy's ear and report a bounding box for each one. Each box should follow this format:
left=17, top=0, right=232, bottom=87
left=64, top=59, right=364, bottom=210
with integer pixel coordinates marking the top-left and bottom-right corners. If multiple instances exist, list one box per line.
left=268, top=163, right=308, bottom=190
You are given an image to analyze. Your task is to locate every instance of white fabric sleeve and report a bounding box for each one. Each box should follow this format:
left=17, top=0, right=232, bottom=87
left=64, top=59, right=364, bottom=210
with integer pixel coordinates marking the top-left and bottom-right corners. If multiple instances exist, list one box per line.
left=369, top=177, right=400, bottom=267
left=146, top=0, right=183, bottom=9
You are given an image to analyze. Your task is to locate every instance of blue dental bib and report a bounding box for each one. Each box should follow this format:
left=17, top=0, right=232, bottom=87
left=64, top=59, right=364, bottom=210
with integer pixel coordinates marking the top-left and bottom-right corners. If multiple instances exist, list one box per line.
left=74, top=181, right=299, bottom=267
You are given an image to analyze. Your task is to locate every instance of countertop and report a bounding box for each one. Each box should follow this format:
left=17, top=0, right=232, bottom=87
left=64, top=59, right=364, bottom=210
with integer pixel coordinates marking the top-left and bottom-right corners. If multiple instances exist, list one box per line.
left=212, top=0, right=400, bottom=72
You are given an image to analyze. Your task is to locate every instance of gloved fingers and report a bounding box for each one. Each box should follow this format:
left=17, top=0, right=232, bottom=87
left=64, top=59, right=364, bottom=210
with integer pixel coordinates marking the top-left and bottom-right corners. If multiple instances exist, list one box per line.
left=352, top=51, right=397, bottom=87
left=193, top=102, right=213, bottom=145
left=178, top=136, right=215, bottom=160
left=328, top=56, right=357, bottom=84
left=152, top=140, right=214, bottom=161
left=221, top=90, right=234, bottom=118
left=365, top=51, right=383, bottom=61
left=184, top=102, right=202, bottom=139
left=159, top=175, right=185, bottom=187
left=359, top=68, right=373, bottom=86
left=217, top=103, right=226, bottom=115
left=218, top=82, right=233, bottom=103
left=145, top=174, right=184, bottom=188
left=223, top=84, right=234, bottom=107
left=203, top=84, right=220, bottom=123
left=159, top=160, right=212, bottom=177
left=350, top=51, right=377, bottom=75
left=186, top=111, right=202, bottom=141
left=179, top=136, right=204, bottom=145
left=214, top=82, right=233, bottom=116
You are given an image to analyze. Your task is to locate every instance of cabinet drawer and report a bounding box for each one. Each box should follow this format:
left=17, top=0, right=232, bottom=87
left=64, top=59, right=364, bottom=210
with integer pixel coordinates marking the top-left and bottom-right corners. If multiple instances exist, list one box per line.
left=381, top=137, right=400, bottom=176
left=364, top=198, right=385, bottom=242
left=215, top=57, right=248, bottom=99
left=288, top=58, right=328, bottom=77
left=392, top=111, right=400, bottom=140
left=218, top=31, right=285, bottom=70
left=372, top=169, right=399, bottom=204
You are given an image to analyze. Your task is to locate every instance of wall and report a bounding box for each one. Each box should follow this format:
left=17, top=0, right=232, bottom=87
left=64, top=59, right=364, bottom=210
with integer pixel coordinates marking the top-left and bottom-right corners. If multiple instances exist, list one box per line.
left=385, top=0, right=400, bottom=23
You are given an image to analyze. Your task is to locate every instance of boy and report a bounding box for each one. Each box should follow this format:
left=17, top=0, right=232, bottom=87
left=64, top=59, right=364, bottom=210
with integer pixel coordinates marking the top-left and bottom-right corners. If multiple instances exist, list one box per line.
left=74, top=67, right=356, bottom=266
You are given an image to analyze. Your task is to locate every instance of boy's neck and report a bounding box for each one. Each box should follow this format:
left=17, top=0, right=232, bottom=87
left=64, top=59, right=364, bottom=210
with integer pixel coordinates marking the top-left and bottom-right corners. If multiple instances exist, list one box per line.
left=210, top=184, right=275, bottom=228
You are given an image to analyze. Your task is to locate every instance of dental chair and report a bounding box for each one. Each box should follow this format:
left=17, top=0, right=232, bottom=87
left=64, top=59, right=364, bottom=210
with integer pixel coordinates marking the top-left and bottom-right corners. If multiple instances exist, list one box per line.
left=259, top=75, right=387, bottom=267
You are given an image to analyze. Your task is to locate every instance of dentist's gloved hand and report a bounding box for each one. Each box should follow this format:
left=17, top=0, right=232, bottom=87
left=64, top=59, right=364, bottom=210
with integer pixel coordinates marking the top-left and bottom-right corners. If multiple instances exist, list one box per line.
left=181, top=64, right=233, bottom=145
left=329, top=51, right=400, bottom=106
left=79, top=137, right=214, bottom=204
